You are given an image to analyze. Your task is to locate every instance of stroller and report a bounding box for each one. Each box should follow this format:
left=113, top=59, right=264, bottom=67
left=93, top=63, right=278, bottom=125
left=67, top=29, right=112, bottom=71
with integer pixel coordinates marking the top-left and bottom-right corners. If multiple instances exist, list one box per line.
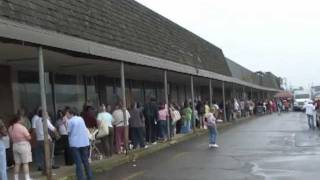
left=88, top=128, right=103, bottom=163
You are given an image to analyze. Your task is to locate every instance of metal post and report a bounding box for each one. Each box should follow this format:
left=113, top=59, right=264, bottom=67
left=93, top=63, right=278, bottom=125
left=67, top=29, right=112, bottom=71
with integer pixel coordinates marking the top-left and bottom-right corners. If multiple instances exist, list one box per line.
left=38, top=46, right=52, bottom=179
left=242, top=86, right=245, bottom=100
left=209, top=79, right=213, bottom=107
left=190, top=75, right=196, bottom=131
left=83, top=76, right=88, bottom=103
left=120, top=62, right=128, bottom=153
left=222, top=82, right=227, bottom=122
left=49, top=72, right=57, bottom=121
left=251, top=88, right=253, bottom=100
left=164, top=70, right=170, bottom=140
left=232, top=83, right=235, bottom=99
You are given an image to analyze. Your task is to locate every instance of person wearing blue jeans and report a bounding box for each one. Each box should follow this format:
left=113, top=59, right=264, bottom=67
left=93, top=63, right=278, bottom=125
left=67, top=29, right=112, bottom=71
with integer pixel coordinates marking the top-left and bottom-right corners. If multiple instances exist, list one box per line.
left=208, top=126, right=217, bottom=146
left=205, top=110, right=219, bottom=148
left=304, top=102, right=315, bottom=129
left=158, top=120, right=167, bottom=140
left=307, top=114, right=314, bottom=129
left=71, top=147, right=92, bottom=180
left=65, top=107, right=93, bottom=180
left=0, top=119, right=8, bottom=180
left=0, top=146, right=7, bottom=180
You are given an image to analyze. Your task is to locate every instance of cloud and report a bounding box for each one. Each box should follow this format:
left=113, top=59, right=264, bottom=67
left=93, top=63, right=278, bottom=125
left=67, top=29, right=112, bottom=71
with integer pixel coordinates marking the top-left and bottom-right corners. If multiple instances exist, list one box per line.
left=136, top=0, right=320, bottom=87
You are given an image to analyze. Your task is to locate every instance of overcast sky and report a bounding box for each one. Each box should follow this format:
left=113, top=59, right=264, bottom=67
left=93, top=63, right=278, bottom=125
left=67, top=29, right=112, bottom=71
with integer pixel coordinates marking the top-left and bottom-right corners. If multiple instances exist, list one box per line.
left=136, top=0, right=320, bottom=88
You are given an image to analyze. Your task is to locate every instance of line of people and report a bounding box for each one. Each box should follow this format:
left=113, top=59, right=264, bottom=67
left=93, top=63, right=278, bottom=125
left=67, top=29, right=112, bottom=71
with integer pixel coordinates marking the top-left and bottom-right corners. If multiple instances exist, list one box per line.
left=0, top=96, right=281, bottom=180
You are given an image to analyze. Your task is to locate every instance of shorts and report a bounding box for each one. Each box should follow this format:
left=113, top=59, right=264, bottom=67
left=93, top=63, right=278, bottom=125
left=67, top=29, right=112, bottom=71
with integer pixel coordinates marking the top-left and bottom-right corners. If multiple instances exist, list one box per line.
left=13, top=141, right=32, bottom=164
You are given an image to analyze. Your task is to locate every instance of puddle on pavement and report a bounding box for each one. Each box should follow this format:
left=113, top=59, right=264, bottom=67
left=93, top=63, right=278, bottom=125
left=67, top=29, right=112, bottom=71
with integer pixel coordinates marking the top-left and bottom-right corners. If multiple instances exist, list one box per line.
left=250, top=155, right=320, bottom=180
left=295, top=130, right=320, bottom=147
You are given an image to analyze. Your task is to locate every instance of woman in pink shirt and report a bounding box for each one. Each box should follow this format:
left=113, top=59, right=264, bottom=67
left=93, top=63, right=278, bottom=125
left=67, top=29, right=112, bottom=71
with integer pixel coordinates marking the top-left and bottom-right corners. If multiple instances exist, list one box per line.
left=158, top=103, right=169, bottom=141
left=8, top=116, right=32, bottom=180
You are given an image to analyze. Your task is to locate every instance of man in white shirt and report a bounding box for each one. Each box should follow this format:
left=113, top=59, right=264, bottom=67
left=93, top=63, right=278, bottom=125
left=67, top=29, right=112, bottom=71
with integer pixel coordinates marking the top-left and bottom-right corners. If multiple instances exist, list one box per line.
left=303, top=101, right=315, bottom=129
left=32, top=110, right=58, bottom=171
left=112, top=104, right=130, bottom=154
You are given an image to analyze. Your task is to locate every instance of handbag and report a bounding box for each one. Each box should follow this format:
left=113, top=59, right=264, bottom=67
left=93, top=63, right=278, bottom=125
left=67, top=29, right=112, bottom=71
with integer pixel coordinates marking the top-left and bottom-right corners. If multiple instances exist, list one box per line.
left=49, top=130, right=61, bottom=141
left=96, top=120, right=109, bottom=138
left=170, top=109, right=181, bottom=124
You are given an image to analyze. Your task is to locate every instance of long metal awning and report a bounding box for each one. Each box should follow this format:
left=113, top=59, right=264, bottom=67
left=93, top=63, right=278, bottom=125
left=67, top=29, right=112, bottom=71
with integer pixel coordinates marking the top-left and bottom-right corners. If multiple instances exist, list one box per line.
left=0, top=18, right=279, bottom=92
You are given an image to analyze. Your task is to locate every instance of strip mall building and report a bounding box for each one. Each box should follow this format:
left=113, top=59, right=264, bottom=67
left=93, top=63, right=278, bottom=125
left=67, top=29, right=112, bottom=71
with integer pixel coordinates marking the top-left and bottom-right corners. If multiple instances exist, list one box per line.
left=0, top=0, right=281, bottom=121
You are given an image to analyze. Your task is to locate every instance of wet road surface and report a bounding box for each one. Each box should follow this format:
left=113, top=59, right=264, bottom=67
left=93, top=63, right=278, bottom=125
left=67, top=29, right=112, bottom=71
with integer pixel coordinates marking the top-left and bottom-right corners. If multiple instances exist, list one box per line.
left=97, top=112, right=320, bottom=180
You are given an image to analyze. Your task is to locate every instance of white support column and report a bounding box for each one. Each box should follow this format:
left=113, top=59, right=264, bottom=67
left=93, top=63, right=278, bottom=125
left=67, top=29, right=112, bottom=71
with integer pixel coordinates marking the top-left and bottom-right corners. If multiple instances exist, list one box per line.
left=164, top=70, right=170, bottom=140
left=38, top=46, right=52, bottom=179
left=209, top=79, right=213, bottom=107
left=222, top=82, right=227, bottom=122
left=120, top=62, right=128, bottom=153
left=191, top=75, right=196, bottom=131
left=242, top=86, right=245, bottom=100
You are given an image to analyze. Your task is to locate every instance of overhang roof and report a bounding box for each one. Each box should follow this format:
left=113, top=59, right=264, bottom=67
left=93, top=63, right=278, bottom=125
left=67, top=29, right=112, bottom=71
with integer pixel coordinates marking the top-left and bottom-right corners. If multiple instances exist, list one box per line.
left=0, top=18, right=280, bottom=92
left=226, top=58, right=280, bottom=90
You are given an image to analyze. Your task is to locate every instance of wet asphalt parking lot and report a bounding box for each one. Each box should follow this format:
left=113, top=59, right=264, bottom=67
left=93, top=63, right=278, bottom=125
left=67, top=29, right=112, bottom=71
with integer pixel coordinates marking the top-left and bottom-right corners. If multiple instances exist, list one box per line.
left=97, top=112, right=320, bottom=180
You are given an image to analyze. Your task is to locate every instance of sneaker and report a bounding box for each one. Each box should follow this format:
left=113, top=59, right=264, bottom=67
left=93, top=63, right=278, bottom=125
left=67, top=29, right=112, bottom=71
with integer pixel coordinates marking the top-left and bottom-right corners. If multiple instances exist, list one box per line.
left=52, top=165, right=60, bottom=169
left=144, top=145, right=149, bottom=149
left=6, top=165, right=14, bottom=170
left=212, top=144, right=219, bottom=148
left=152, top=142, right=157, bottom=145
left=208, top=144, right=213, bottom=148
left=129, top=144, right=134, bottom=150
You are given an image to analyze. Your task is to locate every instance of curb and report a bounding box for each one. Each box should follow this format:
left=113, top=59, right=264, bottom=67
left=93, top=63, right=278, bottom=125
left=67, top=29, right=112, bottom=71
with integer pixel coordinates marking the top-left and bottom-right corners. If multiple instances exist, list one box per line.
left=48, top=116, right=255, bottom=180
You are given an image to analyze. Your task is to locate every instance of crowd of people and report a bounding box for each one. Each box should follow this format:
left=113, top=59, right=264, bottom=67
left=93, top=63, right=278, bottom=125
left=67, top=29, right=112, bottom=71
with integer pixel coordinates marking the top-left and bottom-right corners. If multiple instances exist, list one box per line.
left=223, top=98, right=291, bottom=122
left=0, top=96, right=286, bottom=180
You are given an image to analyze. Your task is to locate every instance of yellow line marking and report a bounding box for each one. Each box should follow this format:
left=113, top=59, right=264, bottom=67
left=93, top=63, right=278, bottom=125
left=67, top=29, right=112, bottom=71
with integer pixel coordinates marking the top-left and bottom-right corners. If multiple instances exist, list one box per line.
left=171, top=152, right=189, bottom=161
left=122, top=171, right=145, bottom=180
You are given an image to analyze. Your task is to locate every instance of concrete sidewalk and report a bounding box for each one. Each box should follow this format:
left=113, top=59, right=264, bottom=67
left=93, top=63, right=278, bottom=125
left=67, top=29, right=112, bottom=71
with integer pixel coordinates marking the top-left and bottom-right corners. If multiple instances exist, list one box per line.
left=19, top=116, right=256, bottom=180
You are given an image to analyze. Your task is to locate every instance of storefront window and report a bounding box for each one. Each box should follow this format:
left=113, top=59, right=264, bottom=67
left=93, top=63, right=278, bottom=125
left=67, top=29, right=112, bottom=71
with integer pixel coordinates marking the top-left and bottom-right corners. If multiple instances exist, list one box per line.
left=131, top=80, right=144, bottom=106
left=54, top=74, right=85, bottom=113
left=17, top=71, right=53, bottom=118
left=86, top=76, right=99, bottom=108
left=170, top=83, right=178, bottom=104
